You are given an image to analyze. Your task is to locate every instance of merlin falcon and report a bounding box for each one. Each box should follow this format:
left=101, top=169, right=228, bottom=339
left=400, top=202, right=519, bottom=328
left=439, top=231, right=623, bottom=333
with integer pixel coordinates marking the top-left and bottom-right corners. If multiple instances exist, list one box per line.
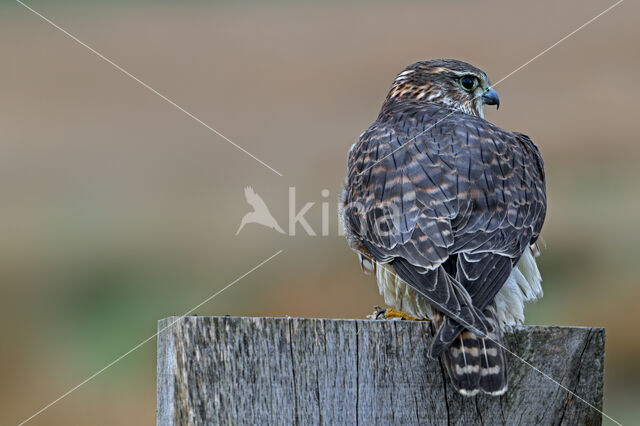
left=339, top=59, right=546, bottom=396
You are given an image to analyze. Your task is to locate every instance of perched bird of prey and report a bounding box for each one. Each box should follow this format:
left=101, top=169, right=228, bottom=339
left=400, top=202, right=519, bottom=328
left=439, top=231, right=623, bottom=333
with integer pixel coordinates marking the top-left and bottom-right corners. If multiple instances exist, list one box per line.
left=340, top=59, right=546, bottom=396
left=236, top=186, right=285, bottom=235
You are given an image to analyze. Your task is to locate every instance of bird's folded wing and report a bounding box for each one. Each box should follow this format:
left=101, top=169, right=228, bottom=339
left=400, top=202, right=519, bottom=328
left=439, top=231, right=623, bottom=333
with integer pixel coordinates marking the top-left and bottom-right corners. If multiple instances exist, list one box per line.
left=343, top=103, right=546, bottom=331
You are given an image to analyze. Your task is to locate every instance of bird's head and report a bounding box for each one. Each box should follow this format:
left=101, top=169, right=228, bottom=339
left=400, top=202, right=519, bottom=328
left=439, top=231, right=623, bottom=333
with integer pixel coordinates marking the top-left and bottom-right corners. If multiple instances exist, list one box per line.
left=384, top=59, right=499, bottom=118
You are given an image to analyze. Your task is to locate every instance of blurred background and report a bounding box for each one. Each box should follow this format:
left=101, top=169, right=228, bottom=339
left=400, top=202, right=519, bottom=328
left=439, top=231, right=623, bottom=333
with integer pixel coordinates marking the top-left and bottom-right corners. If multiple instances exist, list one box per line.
left=1, top=0, right=638, bottom=424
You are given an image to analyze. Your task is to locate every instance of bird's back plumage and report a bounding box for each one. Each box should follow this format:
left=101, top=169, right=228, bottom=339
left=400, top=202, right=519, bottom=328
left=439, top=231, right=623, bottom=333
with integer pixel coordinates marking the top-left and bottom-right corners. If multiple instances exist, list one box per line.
left=341, top=61, right=546, bottom=397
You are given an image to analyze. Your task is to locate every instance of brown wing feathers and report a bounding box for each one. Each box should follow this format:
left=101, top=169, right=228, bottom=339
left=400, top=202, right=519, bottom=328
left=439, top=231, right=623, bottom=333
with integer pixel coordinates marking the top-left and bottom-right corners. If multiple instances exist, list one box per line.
left=344, top=98, right=546, bottom=395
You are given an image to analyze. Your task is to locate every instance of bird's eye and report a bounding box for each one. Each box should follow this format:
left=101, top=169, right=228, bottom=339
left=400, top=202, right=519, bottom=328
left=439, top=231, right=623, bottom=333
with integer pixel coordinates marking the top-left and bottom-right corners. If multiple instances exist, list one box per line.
left=459, top=76, right=477, bottom=91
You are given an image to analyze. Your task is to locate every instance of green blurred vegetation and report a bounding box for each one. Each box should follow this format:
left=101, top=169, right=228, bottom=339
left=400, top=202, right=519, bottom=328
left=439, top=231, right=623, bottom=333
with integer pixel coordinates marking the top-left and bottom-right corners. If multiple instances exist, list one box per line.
left=1, top=0, right=638, bottom=424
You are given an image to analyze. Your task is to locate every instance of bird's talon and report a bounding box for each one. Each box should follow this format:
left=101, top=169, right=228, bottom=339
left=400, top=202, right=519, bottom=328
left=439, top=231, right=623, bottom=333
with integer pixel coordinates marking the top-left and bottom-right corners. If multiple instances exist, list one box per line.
left=366, top=306, right=387, bottom=320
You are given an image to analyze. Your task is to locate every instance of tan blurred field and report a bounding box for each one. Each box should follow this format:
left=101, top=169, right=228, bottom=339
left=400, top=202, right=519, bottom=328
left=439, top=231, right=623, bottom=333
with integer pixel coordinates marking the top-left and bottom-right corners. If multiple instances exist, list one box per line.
left=1, top=0, right=639, bottom=424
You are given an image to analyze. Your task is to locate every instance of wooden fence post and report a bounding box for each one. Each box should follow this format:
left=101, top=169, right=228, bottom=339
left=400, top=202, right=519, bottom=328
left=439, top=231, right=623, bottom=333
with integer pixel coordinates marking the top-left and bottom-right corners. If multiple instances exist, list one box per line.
left=157, top=317, right=604, bottom=425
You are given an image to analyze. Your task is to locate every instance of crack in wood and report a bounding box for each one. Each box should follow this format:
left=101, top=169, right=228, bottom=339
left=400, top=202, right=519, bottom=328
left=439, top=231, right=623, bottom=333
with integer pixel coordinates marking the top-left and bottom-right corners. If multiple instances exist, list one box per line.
left=157, top=318, right=604, bottom=426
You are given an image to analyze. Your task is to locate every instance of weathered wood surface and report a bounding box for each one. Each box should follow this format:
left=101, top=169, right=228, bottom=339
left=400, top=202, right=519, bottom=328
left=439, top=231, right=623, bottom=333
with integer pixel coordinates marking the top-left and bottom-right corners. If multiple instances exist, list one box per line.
left=157, top=317, right=604, bottom=425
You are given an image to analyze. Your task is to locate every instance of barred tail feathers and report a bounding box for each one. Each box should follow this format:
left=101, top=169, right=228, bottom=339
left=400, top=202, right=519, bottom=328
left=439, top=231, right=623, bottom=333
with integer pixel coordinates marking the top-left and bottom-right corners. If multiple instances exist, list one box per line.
left=432, top=302, right=508, bottom=396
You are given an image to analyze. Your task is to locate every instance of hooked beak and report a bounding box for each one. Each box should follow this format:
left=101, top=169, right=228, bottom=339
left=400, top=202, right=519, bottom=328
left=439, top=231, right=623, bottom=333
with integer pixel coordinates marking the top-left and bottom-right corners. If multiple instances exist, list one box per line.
left=482, top=88, right=500, bottom=110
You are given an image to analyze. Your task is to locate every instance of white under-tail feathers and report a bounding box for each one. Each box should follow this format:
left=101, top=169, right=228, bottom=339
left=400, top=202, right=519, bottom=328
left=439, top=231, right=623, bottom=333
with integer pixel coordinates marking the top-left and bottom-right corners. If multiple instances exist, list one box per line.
left=373, top=244, right=543, bottom=328
left=493, top=246, right=543, bottom=328
left=373, top=259, right=434, bottom=320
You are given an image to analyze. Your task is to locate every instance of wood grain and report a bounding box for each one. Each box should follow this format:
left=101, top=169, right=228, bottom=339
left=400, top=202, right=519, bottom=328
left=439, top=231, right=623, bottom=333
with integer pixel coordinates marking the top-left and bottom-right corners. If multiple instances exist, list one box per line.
left=157, top=317, right=604, bottom=425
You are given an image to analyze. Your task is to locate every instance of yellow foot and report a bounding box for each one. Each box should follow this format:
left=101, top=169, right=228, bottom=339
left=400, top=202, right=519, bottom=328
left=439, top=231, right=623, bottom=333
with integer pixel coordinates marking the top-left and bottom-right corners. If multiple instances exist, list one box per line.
left=369, top=306, right=428, bottom=321
left=384, top=308, right=419, bottom=321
